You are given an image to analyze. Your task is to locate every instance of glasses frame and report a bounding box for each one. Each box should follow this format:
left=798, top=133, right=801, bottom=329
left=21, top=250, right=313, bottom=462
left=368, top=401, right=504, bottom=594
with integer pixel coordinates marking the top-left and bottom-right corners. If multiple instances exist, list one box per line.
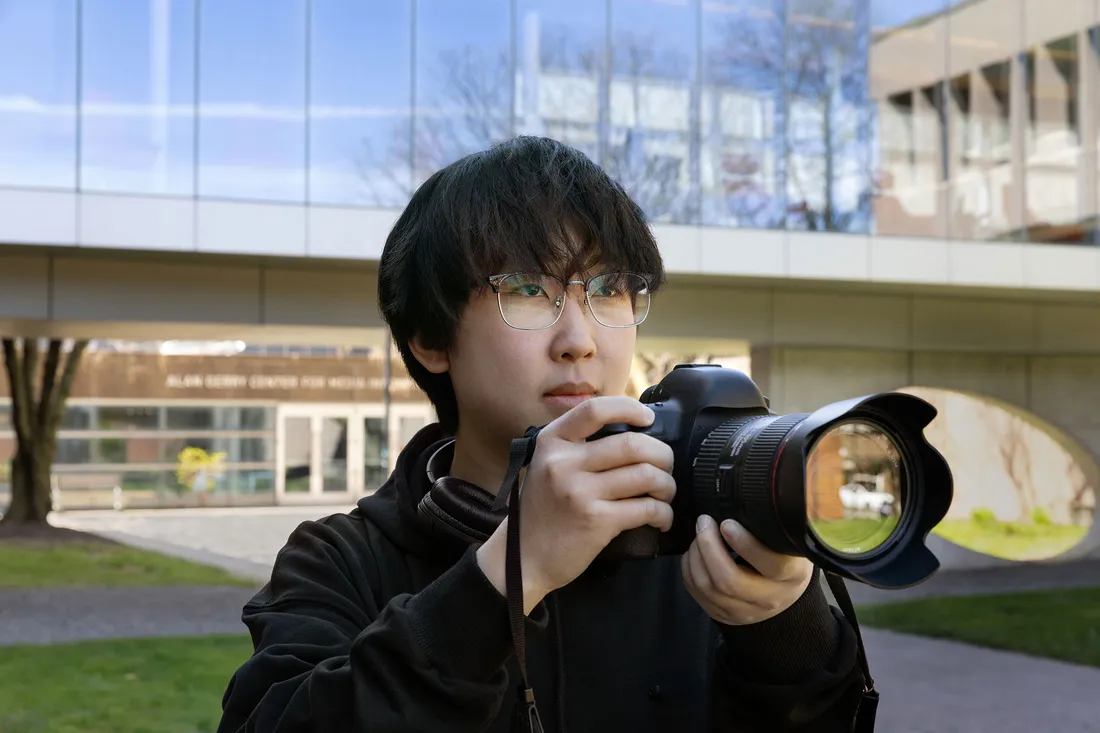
left=485, top=271, right=651, bottom=331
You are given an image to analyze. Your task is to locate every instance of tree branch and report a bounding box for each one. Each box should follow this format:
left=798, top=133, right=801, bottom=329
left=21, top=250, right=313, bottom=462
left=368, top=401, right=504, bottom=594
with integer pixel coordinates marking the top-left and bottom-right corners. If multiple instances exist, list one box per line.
left=38, top=339, right=62, bottom=434
left=3, top=338, right=31, bottom=447
left=46, top=340, right=88, bottom=439
left=21, top=337, right=38, bottom=441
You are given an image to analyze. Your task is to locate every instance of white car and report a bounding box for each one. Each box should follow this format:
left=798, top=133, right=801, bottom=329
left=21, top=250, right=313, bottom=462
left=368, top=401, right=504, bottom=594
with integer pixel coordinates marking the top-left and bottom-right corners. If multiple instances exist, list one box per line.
left=839, top=483, right=895, bottom=514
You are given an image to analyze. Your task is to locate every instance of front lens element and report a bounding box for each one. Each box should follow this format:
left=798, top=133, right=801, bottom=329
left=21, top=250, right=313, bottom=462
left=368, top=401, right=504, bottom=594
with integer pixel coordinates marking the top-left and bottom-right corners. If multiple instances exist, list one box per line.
left=806, top=420, right=904, bottom=556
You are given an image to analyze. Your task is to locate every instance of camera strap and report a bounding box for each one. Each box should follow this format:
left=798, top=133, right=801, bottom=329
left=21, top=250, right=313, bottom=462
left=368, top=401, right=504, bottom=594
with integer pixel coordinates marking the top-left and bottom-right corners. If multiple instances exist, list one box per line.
left=822, top=571, right=879, bottom=733
left=490, top=426, right=546, bottom=733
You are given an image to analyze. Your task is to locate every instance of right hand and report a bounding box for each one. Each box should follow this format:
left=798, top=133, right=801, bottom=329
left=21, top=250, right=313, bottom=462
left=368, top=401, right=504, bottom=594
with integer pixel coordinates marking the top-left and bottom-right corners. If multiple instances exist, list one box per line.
left=476, top=396, right=676, bottom=613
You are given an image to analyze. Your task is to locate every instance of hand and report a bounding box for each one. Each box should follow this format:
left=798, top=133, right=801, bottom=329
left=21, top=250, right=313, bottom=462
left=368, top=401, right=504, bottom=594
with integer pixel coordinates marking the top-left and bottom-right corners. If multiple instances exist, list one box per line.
left=682, top=515, right=813, bottom=626
left=477, top=396, right=677, bottom=613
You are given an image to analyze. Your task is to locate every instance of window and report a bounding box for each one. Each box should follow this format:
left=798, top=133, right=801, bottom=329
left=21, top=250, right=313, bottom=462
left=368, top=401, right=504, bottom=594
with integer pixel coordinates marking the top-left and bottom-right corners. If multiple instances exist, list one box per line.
left=98, top=406, right=159, bottom=430
left=0, top=0, right=78, bottom=188
left=198, top=0, right=307, bottom=201
left=309, top=0, right=412, bottom=205
left=80, top=0, right=197, bottom=195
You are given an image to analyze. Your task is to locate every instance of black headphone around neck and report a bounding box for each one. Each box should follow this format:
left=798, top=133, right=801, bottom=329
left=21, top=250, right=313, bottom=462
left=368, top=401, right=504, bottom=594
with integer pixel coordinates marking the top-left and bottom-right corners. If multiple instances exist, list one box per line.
left=416, top=439, right=508, bottom=545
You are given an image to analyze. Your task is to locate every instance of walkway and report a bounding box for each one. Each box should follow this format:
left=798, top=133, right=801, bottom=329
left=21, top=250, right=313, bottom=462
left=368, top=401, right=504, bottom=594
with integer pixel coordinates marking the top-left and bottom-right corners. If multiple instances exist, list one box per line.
left=8, top=505, right=1099, bottom=733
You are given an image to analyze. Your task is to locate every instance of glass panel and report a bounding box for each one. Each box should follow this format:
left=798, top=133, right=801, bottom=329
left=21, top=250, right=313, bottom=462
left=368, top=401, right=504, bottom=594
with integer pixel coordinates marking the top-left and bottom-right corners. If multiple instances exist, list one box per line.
left=60, top=405, right=93, bottom=429
left=701, top=0, right=786, bottom=228
left=786, top=0, right=870, bottom=233
left=608, top=0, right=696, bottom=224
left=413, top=0, right=511, bottom=186
left=283, top=415, right=312, bottom=492
left=0, top=0, right=78, bottom=188
left=0, top=405, right=10, bottom=431
left=320, top=416, right=347, bottom=492
left=869, top=0, right=949, bottom=238
left=80, top=0, right=197, bottom=195
left=398, top=415, right=427, bottom=450
left=1023, top=24, right=1084, bottom=242
left=948, top=0, right=1020, bottom=240
left=161, top=436, right=271, bottom=463
left=310, top=0, right=412, bottom=205
left=363, top=416, right=386, bottom=491
left=166, top=406, right=215, bottom=430
left=198, top=0, right=307, bottom=201
left=98, top=406, right=159, bottom=430
left=515, top=0, right=603, bottom=162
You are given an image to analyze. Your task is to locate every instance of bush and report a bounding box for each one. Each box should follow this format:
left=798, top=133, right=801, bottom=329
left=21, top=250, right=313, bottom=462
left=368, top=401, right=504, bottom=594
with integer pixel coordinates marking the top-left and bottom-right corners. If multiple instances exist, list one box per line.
left=1031, top=507, right=1053, bottom=526
left=971, top=507, right=999, bottom=528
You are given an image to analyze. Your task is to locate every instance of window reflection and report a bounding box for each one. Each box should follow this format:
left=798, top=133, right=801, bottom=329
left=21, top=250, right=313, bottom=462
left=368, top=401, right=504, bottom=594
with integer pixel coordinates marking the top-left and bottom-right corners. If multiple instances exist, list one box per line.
left=608, top=0, right=697, bottom=224
left=413, top=0, right=511, bottom=188
left=1023, top=8, right=1085, bottom=243
left=310, top=0, right=412, bottom=206
left=0, top=0, right=78, bottom=188
left=947, top=0, right=1018, bottom=240
left=80, top=0, right=196, bottom=195
left=701, top=0, right=786, bottom=229
left=785, top=0, right=870, bottom=233
left=869, top=0, right=949, bottom=238
left=198, top=0, right=307, bottom=202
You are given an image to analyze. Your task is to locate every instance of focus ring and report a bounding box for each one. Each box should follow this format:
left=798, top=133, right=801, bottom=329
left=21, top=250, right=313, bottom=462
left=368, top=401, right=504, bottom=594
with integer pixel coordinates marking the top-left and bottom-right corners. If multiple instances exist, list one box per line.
left=739, top=414, right=808, bottom=553
left=692, top=418, right=751, bottom=496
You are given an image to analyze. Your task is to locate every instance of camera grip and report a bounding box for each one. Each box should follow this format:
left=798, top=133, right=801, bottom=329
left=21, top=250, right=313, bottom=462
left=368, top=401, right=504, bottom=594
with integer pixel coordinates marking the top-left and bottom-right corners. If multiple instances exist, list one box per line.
left=598, top=525, right=661, bottom=560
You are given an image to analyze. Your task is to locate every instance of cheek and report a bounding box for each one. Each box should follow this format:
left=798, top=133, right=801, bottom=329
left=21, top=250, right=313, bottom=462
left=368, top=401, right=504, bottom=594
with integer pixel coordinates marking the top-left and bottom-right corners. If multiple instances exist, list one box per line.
left=597, top=328, right=637, bottom=392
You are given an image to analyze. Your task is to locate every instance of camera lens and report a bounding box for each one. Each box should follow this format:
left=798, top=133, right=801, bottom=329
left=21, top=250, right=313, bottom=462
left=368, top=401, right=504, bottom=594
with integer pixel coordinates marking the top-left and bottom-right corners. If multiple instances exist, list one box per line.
left=806, top=420, right=904, bottom=557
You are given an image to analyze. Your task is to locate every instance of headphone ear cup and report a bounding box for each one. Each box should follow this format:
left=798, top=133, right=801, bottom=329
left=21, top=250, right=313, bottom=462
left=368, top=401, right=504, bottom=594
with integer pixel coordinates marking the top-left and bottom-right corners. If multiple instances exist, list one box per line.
left=417, top=477, right=504, bottom=544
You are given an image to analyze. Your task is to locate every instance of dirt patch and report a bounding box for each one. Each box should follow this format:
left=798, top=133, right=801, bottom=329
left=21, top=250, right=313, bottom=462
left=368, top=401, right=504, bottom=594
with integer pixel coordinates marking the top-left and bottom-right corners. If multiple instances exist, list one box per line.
left=0, top=522, right=119, bottom=546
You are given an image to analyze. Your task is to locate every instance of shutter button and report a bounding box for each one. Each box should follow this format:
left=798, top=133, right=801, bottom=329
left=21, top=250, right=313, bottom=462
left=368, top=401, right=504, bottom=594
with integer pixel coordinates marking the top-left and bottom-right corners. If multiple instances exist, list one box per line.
left=648, top=684, right=662, bottom=701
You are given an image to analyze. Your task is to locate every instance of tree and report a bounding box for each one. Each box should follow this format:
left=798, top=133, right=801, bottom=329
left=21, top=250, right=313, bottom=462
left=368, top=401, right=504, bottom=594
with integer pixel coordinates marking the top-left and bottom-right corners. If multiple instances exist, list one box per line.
left=1, top=338, right=88, bottom=524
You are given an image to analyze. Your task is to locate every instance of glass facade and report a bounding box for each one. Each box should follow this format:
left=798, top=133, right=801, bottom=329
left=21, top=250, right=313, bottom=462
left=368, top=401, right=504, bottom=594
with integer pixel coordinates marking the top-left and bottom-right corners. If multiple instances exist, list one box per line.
left=2, top=0, right=1100, bottom=241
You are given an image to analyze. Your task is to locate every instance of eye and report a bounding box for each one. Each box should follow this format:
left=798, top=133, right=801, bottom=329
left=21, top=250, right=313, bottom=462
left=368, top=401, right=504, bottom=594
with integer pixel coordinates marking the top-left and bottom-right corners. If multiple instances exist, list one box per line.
left=514, top=283, right=547, bottom=297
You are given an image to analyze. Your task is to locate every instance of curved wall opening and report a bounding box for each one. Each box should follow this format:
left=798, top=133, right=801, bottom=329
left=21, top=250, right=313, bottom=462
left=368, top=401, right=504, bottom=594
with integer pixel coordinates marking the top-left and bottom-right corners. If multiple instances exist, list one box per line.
left=899, top=386, right=1097, bottom=561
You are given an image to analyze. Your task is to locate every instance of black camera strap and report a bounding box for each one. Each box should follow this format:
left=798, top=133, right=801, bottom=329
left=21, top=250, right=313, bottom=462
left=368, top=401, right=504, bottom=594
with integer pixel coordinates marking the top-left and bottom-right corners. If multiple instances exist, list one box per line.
left=822, top=572, right=879, bottom=733
left=490, top=426, right=545, bottom=733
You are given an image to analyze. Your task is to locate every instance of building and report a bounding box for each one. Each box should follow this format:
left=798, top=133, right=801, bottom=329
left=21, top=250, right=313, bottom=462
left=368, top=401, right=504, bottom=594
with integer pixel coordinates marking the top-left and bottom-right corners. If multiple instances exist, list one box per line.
left=1, top=0, right=1099, bottom=562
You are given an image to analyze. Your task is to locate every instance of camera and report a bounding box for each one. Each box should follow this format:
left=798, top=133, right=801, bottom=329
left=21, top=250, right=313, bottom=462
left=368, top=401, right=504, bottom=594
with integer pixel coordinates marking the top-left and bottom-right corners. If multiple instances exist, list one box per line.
left=590, top=364, right=954, bottom=590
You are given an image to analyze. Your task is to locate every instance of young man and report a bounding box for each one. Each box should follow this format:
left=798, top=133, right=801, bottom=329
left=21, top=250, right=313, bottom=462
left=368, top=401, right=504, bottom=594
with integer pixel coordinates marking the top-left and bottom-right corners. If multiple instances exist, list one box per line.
left=216, top=137, right=867, bottom=732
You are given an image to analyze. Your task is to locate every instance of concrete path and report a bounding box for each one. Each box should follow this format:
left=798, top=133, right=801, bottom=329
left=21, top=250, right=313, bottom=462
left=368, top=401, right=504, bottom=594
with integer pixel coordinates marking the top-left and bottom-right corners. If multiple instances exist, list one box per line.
left=22, top=506, right=1100, bottom=732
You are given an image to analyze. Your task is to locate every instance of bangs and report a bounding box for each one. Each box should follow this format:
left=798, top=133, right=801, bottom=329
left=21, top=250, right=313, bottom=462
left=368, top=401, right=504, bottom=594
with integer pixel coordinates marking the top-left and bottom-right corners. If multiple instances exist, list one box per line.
left=433, top=138, right=665, bottom=288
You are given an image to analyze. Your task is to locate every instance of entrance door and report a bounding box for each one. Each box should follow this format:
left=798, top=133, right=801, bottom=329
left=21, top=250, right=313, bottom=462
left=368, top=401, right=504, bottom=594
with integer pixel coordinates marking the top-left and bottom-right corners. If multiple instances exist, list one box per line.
left=275, top=403, right=436, bottom=503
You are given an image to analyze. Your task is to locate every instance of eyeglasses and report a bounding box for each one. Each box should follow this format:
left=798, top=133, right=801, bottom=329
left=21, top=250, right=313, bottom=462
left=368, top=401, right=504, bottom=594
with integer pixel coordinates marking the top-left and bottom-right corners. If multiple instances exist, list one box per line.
left=485, top=272, right=651, bottom=330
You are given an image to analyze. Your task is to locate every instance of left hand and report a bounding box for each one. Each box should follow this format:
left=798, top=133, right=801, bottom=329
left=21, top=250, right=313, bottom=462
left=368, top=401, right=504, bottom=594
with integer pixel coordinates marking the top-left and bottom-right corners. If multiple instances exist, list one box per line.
left=682, top=515, right=813, bottom=626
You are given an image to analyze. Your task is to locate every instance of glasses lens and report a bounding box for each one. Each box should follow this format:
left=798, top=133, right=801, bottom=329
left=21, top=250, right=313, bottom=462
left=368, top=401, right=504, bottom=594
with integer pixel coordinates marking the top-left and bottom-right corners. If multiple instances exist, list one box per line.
left=497, top=274, right=564, bottom=329
left=805, top=420, right=904, bottom=556
left=588, top=273, right=650, bottom=327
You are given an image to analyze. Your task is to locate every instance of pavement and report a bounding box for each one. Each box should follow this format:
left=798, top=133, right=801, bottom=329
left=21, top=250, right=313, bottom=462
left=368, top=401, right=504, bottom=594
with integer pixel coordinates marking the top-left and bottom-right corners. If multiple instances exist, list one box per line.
left=5, top=505, right=1099, bottom=732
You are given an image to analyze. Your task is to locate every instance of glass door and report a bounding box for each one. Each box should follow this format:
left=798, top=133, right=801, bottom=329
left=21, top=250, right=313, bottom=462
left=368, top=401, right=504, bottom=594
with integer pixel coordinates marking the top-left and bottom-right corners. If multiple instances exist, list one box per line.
left=277, top=406, right=357, bottom=503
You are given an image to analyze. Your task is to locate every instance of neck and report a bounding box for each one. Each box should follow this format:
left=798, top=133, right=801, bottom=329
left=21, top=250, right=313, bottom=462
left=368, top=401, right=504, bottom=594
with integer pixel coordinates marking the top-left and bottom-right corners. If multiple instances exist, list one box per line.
left=448, top=424, right=510, bottom=494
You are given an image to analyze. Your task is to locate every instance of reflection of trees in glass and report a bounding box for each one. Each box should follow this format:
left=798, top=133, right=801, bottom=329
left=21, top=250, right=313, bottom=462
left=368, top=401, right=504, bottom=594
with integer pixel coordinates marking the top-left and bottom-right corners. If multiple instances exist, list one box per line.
left=707, top=0, right=870, bottom=231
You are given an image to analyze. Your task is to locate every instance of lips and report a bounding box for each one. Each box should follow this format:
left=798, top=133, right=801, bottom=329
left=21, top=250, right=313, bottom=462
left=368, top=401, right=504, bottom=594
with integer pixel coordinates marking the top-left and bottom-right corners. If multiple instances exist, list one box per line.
left=545, top=382, right=597, bottom=397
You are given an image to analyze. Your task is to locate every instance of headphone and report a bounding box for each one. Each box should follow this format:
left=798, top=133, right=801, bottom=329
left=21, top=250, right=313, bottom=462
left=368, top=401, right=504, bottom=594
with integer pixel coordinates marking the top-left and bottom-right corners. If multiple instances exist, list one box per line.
left=416, top=439, right=508, bottom=545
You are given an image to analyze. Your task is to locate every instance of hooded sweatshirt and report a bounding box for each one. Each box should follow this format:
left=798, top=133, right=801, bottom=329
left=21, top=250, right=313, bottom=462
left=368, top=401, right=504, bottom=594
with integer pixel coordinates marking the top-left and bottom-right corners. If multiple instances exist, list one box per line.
left=217, top=424, right=867, bottom=733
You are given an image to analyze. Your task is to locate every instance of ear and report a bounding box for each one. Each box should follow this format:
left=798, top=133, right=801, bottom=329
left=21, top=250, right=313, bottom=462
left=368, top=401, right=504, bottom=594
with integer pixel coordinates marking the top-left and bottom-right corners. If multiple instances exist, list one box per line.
left=408, top=333, right=450, bottom=375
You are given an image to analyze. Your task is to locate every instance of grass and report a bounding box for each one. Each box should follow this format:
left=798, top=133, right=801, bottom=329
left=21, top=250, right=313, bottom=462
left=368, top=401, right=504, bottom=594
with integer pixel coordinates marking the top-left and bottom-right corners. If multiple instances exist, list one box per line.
left=931, top=519, right=1089, bottom=561
left=0, top=635, right=253, bottom=733
left=858, top=585, right=1100, bottom=669
left=0, top=540, right=256, bottom=589
left=810, top=515, right=900, bottom=554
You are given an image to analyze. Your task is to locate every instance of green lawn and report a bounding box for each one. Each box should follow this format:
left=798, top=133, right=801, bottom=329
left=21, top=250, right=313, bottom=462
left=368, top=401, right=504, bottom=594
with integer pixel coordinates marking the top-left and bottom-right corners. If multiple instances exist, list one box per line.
left=858, top=586, right=1100, bottom=668
left=932, top=519, right=1088, bottom=561
left=0, top=635, right=253, bottom=733
left=0, top=541, right=256, bottom=589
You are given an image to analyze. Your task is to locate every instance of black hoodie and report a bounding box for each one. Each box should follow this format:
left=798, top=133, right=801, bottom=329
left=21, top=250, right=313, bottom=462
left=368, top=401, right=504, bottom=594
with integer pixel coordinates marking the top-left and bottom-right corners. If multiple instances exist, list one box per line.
left=217, top=424, right=867, bottom=732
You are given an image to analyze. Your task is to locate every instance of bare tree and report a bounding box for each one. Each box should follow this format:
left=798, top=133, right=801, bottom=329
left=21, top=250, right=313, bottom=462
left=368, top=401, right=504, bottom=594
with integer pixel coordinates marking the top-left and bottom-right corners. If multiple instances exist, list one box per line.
left=993, top=412, right=1039, bottom=520
left=1, top=338, right=88, bottom=524
left=1067, top=460, right=1095, bottom=527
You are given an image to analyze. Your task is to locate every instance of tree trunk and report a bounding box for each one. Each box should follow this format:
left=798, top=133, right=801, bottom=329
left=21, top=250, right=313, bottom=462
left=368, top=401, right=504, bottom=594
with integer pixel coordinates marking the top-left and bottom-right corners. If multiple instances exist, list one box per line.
left=1, top=337, right=87, bottom=526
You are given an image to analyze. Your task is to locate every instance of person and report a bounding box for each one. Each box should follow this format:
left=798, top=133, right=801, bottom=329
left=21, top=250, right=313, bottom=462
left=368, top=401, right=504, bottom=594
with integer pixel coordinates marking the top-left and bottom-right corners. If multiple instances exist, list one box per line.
left=216, top=136, right=868, bottom=733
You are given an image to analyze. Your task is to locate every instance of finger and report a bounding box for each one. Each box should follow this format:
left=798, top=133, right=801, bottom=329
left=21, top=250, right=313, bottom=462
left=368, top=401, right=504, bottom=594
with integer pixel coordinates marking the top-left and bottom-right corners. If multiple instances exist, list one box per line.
left=581, top=430, right=674, bottom=474
left=591, top=462, right=677, bottom=503
left=550, top=395, right=655, bottom=443
left=695, top=516, right=777, bottom=601
left=684, top=538, right=715, bottom=595
left=603, top=494, right=675, bottom=533
left=719, top=519, right=801, bottom=581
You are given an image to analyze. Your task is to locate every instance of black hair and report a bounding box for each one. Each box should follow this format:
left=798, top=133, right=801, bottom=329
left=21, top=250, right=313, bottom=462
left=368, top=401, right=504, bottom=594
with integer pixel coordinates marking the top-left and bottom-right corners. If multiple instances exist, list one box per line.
left=377, top=136, right=666, bottom=434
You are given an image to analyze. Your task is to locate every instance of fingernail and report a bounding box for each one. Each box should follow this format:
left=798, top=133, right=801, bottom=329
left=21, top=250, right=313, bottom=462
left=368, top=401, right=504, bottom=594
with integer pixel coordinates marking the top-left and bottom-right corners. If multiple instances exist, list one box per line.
left=644, top=405, right=656, bottom=422
left=696, top=515, right=713, bottom=534
left=721, top=519, right=738, bottom=537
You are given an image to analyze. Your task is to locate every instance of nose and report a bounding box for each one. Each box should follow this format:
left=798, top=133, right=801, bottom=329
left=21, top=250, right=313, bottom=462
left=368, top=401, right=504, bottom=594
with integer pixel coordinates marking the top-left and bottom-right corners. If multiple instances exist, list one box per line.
left=549, top=287, right=597, bottom=363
